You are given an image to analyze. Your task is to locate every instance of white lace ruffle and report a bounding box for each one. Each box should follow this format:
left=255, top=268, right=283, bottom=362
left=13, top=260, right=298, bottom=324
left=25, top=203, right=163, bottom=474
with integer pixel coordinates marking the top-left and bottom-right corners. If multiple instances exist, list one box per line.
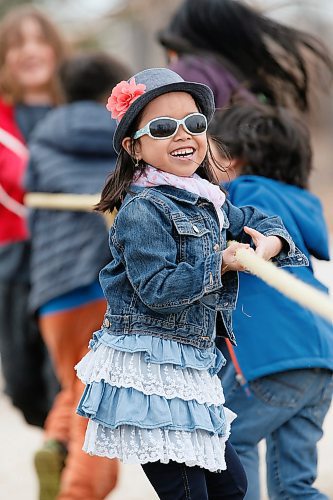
left=83, top=414, right=236, bottom=473
left=76, top=344, right=225, bottom=405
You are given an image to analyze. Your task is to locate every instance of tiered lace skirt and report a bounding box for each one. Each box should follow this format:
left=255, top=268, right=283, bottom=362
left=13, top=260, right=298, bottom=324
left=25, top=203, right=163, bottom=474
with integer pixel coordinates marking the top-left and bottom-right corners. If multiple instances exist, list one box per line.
left=76, top=331, right=236, bottom=472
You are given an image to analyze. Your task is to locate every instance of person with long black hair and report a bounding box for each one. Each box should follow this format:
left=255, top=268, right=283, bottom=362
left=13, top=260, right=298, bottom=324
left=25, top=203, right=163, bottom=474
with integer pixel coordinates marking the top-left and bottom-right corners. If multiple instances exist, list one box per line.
left=158, top=0, right=333, bottom=110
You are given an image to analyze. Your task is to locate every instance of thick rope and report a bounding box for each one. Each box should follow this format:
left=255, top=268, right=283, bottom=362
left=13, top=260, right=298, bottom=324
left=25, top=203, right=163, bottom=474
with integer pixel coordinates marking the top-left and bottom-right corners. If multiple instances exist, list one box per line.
left=24, top=193, right=116, bottom=227
left=235, top=248, right=333, bottom=323
left=25, top=192, right=332, bottom=322
left=24, top=192, right=100, bottom=211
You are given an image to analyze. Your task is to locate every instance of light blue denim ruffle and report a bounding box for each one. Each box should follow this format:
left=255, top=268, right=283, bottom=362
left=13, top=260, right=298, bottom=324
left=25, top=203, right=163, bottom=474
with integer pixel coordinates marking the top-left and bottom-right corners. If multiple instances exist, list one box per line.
left=89, top=330, right=225, bottom=375
left=77, top=381, right=228, bottom=435
left=76, top=343, right=226, bottom=405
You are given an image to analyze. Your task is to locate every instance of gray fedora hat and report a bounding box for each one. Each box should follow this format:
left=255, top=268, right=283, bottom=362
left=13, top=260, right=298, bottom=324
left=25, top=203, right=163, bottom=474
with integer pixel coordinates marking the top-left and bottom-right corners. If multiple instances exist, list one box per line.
left=112, top=67, right=215, bottom=153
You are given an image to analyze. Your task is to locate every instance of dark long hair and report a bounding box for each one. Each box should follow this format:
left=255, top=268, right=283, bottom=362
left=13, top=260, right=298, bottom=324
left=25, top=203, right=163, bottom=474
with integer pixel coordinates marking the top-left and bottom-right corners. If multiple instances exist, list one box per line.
left=96, top=108, right=228, bottom=213
left=159, top=0, right=333, bottom=111
left=59, top=51, right=130, bottom=103
left=209, top=104, right=312, bottom=189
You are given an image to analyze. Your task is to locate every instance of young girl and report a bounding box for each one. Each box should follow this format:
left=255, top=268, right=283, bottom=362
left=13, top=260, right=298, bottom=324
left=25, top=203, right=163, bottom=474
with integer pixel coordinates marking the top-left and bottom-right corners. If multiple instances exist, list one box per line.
left=76, top=68, right=306, bottom=499
left=208, top=104, right=333, bottom=500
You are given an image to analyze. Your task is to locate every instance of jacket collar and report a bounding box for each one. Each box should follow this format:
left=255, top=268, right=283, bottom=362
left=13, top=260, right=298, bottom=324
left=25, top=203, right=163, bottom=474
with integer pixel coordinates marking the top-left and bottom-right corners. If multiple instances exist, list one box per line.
left=127, top=184, right=200, bottom=205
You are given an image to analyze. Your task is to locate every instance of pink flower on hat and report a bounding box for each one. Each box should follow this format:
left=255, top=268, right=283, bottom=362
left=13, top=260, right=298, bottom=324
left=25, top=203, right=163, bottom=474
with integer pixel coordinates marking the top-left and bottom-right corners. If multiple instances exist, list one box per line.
left=106, top=77, right=146, bottom=121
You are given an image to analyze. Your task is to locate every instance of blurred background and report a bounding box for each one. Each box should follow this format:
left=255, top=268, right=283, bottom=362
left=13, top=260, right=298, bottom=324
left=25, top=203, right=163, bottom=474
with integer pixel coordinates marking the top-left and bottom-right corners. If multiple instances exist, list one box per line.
left=1, top=0, right=331, bottom=226
left=0, top=1, right=332, bottom=499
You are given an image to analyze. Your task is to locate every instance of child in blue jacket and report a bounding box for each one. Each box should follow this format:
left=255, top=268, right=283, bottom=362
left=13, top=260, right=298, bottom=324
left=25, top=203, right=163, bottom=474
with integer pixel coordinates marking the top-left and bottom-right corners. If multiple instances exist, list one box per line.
left=209, top=104, right=333, bottom=500
left=75, top=68, right=306, bottom=499
left=26, top=52, right=129, bottom=500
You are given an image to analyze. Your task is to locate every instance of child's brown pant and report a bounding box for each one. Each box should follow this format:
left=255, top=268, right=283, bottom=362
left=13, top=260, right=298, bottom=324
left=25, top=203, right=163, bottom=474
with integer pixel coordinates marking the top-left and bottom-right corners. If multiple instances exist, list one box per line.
left=40, top=299, right=118, bottom=499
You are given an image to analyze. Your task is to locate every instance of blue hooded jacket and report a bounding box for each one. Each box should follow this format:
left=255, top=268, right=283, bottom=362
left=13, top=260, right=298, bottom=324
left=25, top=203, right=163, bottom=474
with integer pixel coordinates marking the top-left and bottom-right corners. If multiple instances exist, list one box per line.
left=25, top=101, right=117, bottom=312
left=227, top=175, right=333, bottom=380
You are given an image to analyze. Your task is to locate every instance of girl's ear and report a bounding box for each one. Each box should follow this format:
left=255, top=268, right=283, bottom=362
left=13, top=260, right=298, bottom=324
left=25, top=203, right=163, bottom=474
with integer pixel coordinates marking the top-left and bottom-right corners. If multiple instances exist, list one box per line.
left=122, top=137, right=133, bottom=156
left=122, top=137, right=142, bottom=160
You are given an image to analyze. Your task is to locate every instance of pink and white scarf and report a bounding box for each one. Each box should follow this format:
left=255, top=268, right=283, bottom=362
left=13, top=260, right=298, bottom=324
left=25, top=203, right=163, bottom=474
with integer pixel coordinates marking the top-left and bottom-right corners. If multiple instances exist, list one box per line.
left=133, top=165, right=225, bottom=227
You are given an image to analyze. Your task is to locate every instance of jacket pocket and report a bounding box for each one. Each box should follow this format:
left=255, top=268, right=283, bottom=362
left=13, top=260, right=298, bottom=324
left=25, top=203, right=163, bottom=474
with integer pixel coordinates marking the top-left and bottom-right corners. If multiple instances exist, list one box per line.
left=171, top=213, right=211, bottom=237
left=171, top=213, right=211, bottom=264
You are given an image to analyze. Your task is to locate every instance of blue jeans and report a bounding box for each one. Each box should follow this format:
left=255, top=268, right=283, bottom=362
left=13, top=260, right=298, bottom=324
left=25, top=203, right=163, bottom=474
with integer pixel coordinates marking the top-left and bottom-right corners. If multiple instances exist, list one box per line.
left=142, top=441, right=247, bottom=499
left=223, top=367, right=333, bottom=500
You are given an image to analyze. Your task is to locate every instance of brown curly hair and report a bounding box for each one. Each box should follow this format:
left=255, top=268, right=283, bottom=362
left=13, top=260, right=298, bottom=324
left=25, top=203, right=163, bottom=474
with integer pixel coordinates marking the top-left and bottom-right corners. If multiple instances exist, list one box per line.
left=0, top=5, right=67, bottom=104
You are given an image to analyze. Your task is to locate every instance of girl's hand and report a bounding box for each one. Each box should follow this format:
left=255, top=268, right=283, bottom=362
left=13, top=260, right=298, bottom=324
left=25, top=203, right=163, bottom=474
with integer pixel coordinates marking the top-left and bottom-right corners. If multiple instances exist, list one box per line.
left=221, top=242, right=254, bottom=274
left=243, top=226, right=283, bottom=260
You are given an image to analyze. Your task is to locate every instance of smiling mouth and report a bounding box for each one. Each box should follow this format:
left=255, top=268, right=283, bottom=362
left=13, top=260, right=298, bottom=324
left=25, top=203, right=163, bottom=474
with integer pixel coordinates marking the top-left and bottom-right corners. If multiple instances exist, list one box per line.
left=170, top=147, right=195, bottom=159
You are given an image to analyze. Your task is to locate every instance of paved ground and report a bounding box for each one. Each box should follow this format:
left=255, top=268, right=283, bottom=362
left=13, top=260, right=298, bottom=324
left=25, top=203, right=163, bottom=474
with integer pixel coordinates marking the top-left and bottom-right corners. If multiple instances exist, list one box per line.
left=0, top=254, right=332, bottom=500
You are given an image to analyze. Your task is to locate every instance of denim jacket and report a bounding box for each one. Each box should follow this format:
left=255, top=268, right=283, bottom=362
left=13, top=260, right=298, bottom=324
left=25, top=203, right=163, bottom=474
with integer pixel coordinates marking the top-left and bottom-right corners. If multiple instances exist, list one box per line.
left=100, top=185, right=307, bottom=348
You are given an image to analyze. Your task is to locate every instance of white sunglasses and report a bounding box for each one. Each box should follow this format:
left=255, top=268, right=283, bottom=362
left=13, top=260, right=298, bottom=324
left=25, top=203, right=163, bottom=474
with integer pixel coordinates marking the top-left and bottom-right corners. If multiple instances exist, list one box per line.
left=133, top=112, right=208, bottom=140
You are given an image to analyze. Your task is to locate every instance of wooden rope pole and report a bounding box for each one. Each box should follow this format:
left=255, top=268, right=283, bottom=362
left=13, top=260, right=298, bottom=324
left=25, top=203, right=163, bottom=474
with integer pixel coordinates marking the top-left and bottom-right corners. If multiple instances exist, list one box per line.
left=235, top=247, right=333, bottom=323
left=24, top=192, right=117, bottom=227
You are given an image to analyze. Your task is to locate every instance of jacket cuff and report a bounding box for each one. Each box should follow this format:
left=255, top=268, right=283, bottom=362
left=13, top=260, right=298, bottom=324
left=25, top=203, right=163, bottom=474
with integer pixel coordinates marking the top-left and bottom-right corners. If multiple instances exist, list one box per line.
left=263, top=228, right=295, bottom=252
left=263, top=229, right=309, bottom=268
left=204, top=251, right=223, bottom=293
left=273, top=247, right=309, bottom=268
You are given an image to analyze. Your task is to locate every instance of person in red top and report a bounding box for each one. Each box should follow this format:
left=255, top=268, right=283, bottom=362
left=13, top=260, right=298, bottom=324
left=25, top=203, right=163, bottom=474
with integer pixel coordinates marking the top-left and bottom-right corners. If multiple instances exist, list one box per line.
left=0, top=5, right=65, bottom=427
left=0, top=5, right=66, bottom=428
left=0, top=5, right=66, bottom=245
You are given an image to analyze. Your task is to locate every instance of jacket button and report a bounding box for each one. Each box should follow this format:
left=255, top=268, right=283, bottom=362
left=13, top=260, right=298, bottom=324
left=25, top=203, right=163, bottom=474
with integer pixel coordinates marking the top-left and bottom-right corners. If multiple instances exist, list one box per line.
left=104, top=318, right=110, bottom=328
left=213, top=243, right=220, bottom=251
left=192, top=224, right=199, bottom=233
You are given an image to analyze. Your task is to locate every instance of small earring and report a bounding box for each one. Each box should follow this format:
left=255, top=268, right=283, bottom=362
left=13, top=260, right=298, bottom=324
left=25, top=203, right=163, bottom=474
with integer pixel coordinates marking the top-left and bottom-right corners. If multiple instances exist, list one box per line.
left=135, top=157, right=139, bottom=167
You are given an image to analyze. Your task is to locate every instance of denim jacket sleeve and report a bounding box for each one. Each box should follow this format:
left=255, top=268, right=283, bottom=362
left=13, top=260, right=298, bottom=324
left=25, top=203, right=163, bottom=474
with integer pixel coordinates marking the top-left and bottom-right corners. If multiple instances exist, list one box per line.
left=111, top=197, right=224, bottom=312
left=223, top=199, right=308, bottom=267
